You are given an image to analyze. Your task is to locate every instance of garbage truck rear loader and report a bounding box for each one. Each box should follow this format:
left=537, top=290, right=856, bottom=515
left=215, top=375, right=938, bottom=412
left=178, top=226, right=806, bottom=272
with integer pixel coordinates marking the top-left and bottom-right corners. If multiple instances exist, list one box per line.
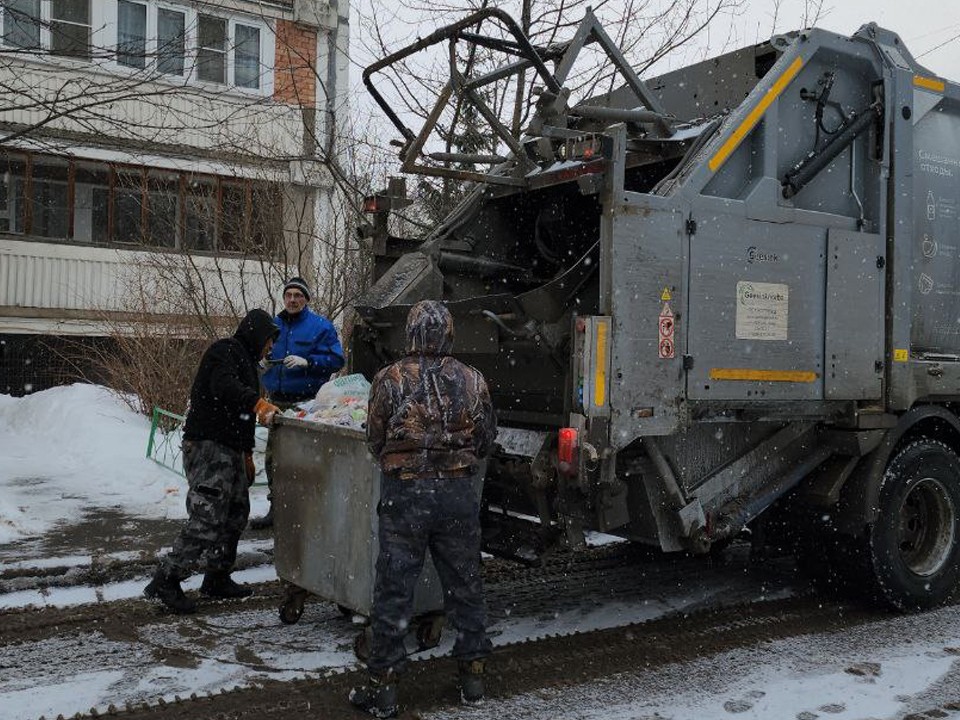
left=352, top=9, right=960, bottom=609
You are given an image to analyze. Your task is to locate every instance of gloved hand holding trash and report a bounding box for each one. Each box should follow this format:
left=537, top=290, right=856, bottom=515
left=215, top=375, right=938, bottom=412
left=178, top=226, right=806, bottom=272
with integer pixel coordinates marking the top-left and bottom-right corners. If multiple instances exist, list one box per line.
left=254, top=398, right=280, bottom=426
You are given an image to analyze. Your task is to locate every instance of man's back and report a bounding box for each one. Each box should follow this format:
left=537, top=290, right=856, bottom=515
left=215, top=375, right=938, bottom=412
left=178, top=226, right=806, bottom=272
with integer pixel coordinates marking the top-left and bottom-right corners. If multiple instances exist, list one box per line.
left=367, top=354, right=496, bottom=480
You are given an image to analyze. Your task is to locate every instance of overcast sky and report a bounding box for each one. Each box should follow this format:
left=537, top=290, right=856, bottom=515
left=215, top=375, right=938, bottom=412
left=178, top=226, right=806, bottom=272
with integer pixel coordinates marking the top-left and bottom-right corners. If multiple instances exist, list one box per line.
left=714, top=0, right=960, bottom=76
left=348, top=0, right=960, bottom=158
left=350, top=0, right=960, bottom=87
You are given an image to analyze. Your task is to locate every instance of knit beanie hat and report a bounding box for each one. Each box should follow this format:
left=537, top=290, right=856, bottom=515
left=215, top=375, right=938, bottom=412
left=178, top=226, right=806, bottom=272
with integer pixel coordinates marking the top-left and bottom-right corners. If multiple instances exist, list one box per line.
left=283, top=276, right=311, bottom=301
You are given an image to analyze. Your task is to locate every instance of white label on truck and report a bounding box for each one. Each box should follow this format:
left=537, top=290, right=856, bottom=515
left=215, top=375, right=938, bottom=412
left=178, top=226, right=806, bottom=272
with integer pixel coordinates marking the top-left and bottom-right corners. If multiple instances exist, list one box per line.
left=735, top=281, right=788, bottom=340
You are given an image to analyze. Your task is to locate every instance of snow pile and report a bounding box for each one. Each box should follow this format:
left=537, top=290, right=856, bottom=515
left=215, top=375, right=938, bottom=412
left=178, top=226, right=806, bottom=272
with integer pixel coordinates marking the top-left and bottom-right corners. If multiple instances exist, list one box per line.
left=0, top=384, right=187, bottom=544
left=282, top=374, right=370, bottom=430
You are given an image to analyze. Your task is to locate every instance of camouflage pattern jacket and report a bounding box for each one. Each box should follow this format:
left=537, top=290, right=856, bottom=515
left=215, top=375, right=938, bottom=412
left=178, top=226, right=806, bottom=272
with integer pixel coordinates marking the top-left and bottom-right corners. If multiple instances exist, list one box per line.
left=366, top=300, right=497, bottom=480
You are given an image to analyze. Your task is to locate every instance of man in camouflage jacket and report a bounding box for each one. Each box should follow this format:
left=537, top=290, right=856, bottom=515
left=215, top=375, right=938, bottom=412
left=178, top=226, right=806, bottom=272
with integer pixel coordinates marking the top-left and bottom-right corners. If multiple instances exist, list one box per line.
left=350, top=299, right=497, bottom=718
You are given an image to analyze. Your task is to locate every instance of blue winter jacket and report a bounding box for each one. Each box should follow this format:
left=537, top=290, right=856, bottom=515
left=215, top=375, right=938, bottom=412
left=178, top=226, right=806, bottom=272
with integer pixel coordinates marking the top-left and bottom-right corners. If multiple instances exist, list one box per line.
left=262, top=307, right=345, bottom=401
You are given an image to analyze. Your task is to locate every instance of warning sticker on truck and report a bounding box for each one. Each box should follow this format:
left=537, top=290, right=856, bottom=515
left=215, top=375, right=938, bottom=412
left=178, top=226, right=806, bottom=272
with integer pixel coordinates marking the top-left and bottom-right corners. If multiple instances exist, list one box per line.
left=735, top=281, right=788, bottom=340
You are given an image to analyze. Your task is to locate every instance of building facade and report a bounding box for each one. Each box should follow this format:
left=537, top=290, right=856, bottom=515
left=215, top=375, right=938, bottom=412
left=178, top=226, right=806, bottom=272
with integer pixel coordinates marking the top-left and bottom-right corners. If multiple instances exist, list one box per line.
left=0, top=0, right=350, bottom=394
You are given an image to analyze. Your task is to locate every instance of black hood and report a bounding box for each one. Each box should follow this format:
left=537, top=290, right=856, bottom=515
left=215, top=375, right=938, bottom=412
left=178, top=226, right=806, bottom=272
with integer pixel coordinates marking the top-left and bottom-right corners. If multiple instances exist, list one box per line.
left=235, top=309, right=279, bottom=358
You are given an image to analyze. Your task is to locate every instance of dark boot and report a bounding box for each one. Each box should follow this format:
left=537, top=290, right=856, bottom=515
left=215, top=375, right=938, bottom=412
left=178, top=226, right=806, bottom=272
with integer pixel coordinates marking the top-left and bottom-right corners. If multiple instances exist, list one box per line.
left=348, top=671, right=399, bottom=718
left=144, top=570, right=197, bottom=614
left=459, top=659, right=486, bottom=705
left=249, top=504, right=273, bottom=530
left=200, top=571, right=253, bottom=599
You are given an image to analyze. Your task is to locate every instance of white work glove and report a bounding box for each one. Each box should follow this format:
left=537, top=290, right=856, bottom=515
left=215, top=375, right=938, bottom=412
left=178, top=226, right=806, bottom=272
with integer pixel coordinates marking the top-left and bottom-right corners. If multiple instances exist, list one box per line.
left=283, top=354, right=309, bottom=369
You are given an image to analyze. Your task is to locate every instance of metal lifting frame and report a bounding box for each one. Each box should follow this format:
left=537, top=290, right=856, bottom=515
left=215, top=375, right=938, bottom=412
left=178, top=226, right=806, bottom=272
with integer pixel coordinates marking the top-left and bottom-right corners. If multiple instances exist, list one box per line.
left=361, top=7, right=675, bottom=187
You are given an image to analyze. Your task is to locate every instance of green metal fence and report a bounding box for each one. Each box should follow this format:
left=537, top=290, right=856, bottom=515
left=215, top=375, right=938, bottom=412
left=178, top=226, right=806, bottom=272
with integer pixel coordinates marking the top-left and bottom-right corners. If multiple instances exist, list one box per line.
left=146, top=406, right=268, bottom=485
left=146, top=407, right=186, bottom=477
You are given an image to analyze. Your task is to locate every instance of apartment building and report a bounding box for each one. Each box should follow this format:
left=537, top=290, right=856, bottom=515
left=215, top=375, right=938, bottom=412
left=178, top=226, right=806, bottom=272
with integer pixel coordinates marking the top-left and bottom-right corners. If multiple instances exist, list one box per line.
left=0, top=0, right=350, bottom=393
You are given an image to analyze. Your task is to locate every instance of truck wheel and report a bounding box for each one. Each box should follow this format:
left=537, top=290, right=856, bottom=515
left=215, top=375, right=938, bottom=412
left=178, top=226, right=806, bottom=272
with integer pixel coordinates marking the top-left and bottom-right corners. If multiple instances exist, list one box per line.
left=868, top=439, right=960, bottom=610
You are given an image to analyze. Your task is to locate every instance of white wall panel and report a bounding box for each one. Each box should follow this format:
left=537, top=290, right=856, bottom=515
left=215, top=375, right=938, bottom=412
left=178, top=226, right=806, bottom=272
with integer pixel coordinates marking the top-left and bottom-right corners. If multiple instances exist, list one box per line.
left=0, top=239, right=278, bottom=333
left=0, top=62, right=304, bottom=158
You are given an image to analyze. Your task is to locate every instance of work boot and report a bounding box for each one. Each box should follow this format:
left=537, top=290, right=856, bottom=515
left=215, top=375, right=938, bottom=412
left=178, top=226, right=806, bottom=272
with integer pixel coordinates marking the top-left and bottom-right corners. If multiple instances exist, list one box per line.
left=459, top=659, right=486, bottom=706
left=249, top=504, right=273, bottom=530
left=348, top=671, right=398, bottom=718
left=200, top=571, right=253, bottom=599
left=143, top=570, right=197, bottom=614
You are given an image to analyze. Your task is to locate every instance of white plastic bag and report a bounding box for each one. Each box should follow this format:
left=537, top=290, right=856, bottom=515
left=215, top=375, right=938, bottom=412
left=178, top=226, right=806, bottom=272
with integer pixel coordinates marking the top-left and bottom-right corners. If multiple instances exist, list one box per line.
left=286, top=374, right=371, bottom=429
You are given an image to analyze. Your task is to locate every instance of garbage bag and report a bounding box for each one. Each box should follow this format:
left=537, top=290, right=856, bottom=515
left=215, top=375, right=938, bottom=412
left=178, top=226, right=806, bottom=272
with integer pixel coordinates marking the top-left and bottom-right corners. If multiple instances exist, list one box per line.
left=283, top=374, right=371, bottom=430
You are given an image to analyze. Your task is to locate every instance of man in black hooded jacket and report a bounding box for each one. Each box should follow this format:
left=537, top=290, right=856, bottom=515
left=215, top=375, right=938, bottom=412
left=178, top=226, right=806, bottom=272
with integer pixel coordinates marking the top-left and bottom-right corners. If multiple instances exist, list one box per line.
left=144, top=309, right=280, bottom=613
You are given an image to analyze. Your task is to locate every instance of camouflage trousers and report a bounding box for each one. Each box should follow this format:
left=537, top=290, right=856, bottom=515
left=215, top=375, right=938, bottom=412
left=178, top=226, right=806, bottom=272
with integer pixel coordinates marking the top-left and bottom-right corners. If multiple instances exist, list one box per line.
left=160, top=440, right=251, bottom=581
left=368, top=474, right=492, bottom=674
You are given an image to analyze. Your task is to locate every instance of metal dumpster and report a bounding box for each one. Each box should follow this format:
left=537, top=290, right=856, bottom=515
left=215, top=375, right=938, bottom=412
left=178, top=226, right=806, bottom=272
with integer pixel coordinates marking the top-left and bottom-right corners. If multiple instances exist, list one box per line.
left=271, top=415, right=448, bottom=627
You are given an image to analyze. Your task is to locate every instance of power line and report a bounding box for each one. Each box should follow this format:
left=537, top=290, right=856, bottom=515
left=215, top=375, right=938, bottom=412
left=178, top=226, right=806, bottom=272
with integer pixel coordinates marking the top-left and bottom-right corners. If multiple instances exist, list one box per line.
left=917, top=30, right=960, bottom=59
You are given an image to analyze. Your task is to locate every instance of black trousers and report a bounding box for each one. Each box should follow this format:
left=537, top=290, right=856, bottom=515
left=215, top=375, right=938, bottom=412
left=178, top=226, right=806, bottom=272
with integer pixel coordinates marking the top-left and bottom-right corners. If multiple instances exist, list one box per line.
left=368, top=474, right=492, bottom=674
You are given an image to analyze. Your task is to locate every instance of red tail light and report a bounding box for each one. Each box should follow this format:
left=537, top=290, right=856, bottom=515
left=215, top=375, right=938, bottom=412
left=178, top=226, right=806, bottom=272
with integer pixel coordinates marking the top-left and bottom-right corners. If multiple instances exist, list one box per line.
left=363, top=195, right=386, bottom=213
left=558, top=427, right=578, bottom=474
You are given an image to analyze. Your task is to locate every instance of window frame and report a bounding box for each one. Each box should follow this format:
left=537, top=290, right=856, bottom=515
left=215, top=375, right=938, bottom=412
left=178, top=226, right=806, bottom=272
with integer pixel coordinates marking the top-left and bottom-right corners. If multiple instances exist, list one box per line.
left=0, top=2, right=274, bottom=96
left=232, top=21, right=263, bottom=90
left=154, top=2, right=186, bottom=78
left=195, top=12, right=228, bottom=85
left=116, top=0, right=149, bottom=70
left=0, top=150, right=284, bottom=257
left=191, top=10, right=272, bottom=95
left=48, top=0, right=94, bottom=60
left=2, top=0, right=41, bottom=50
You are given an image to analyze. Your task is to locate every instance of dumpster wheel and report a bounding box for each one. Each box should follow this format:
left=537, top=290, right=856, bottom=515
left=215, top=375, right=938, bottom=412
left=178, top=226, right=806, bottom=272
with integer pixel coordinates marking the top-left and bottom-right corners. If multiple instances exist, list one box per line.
left=354, top=626, right=371, bottom=662
left=337, top=604, right=354, bottom=618
left=415, top=613, right=445, bottom=651
left=279, top=585, right=309, bottom=625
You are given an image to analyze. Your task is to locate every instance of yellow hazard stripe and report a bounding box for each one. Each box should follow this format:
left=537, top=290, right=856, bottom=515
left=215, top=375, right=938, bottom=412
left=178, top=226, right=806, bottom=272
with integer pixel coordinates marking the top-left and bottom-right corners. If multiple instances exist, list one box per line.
left=708, top=56, right=805, bottom=173
left=594, top=320, right=608, bottom=407
left=914, top=75, right=945, bottom=93
left=709, top=368, right=819, bottom=383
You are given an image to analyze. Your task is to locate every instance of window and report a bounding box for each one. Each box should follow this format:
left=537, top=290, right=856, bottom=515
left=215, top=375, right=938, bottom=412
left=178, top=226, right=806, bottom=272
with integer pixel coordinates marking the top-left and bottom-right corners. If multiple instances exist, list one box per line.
left=50, top=0, right=91, bottom=59
left=220, top=182, right=247, bottom=252
left=251, top=184, right=283, bottom=253
left=31, top=159, right=70, bottom=238
left=3, top=0, right=40, bottom=49
left=156, top=7, right=185, bottom=76
left=0, top=153, right=28, bottom=234
left=117, top=0, right=146, bottom=69
left=146, top=171, right=179, bottom=248
left=114, top=172, right=144, bottom=244
left=0, top=152, right=283, bottom=255
left=234, top=24, right=261, bottom=89
left=185, top=177, right=216, bottom=250
left=73, top=161, right=107, bottom=243
left=0, top=3, right=271, bottom=93
left=197, top=14, right=226, bottom=84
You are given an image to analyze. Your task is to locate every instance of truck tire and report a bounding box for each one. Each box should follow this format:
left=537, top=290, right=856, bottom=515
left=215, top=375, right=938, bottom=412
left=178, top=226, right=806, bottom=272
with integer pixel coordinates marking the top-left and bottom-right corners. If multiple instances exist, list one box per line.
left=867, top=439, right=960, bottom=610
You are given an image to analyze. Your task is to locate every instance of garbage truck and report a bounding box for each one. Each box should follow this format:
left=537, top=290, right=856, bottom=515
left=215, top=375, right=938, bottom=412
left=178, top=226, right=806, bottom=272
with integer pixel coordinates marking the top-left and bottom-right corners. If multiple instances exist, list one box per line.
left=278, top=8, right=960, bottom=613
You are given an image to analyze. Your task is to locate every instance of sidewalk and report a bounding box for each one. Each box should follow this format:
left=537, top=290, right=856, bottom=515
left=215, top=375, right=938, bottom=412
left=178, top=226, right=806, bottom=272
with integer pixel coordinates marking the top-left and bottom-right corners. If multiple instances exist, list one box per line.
left=0, top=484, right=272, bottom=566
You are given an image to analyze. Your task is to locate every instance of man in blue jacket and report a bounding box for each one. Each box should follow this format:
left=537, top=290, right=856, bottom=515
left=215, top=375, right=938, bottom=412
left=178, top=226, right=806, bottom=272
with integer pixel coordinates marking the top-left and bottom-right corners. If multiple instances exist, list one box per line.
left=250, top=276, right=345, bottom=528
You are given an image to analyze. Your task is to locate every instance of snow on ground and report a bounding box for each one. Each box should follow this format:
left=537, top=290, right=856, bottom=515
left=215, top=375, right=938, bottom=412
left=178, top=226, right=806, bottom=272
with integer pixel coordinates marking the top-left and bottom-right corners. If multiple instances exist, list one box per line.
left=0, top=384, right=269, bottom=545
left=1, top=384, right=959, bottom=720
left=424, top=606, right=960, bottom=720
